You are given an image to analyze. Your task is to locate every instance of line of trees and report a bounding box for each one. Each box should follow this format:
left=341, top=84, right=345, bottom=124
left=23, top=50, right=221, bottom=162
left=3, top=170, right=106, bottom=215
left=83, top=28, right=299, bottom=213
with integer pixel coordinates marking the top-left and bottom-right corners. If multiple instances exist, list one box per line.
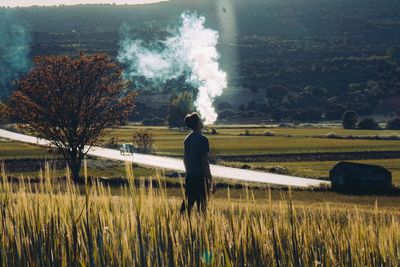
left=342, top=110, right=400, bottom=130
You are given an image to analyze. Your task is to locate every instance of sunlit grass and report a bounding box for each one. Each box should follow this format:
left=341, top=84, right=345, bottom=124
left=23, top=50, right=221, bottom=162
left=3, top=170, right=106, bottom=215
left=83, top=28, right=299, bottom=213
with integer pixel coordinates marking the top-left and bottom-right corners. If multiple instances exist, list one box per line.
left=0, top=163, right=399, bottom=266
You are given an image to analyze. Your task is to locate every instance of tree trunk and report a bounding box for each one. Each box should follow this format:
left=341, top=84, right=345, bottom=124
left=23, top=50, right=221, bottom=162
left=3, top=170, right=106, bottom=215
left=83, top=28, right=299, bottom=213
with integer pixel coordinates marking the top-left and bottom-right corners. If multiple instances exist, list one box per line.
left=68, top=150, right=83, bottom=184
left=70, top=161, right=81, bottom=184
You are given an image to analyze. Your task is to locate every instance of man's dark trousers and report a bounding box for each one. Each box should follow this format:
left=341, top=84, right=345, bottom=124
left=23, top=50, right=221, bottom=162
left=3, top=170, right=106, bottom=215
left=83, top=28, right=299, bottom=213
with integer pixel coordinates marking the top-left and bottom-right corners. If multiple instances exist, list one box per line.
left=181, top=174, right=209, bottom=214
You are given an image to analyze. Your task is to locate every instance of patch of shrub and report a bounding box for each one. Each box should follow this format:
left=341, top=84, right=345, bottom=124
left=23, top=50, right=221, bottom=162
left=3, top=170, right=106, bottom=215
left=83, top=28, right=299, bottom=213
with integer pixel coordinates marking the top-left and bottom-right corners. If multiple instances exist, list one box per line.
left=132, top=130, right=156, bottom=153
left=239, top=129, right=251, bottom=136
left=240, top=164, right=252, bottom=170
left=358, top=118, right=381, bottom=130
left=342, top=110, right=358, bottom=129
left=249, top=164, right=289, bottom=175
left=386, top=118, right=400, bottom=130
left=387, top=134, right=400, bottom=140
left=325, top=132, right=338, bottom=138
left=317, top=133, right=400, bottom=140
left=263, top=130, right=275, bottom=136
left=104, top=137, right=120, bottom=149
left=211, top=128, right=218, bottom=135
left=267, top=165, right=289, bottom=175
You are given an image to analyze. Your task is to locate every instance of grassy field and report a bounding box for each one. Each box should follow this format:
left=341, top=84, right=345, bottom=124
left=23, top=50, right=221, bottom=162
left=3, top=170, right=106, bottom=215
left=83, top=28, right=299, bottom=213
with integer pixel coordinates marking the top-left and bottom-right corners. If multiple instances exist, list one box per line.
left=105, top=126, right=400, bottom=156
left=0, top=139, right=48, bottom=159
left=2, top=126, right=400, bottom=186
left=0, top=168, right=399, bottom=266
left=3, top=126, right=400, bottom=158
left=5, top=133, right=400, bottom=158
left=111, top=125, right=400, bottom=138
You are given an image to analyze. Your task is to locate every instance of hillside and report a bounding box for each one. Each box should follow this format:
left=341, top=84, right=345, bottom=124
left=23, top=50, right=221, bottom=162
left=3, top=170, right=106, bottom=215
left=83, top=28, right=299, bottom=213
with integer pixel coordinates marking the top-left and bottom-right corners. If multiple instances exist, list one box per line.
left=1, top=0, right=400, bottom=122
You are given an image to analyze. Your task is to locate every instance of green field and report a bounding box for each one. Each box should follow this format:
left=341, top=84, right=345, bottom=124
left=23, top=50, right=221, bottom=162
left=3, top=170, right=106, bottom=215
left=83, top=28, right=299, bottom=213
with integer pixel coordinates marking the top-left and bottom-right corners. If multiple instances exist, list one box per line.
left=109, top=125, right=400, bottom=138
left=4, top=130, right=400, bottom=158
left=0, top=139, right=48, bottom=159
left=106, top=126, right=400, bottom=156
left=2, top=126, right=400, bottom=185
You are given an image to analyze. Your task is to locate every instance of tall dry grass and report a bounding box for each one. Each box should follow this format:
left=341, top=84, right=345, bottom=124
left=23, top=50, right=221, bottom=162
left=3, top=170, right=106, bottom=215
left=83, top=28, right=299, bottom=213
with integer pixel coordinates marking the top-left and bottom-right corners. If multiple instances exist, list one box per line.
left=0, top=161, right=399, bottom=266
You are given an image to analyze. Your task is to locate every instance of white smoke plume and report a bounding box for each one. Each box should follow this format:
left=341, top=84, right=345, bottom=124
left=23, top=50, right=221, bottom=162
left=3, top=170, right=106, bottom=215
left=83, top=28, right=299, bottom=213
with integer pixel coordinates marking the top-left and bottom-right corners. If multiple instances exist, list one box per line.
left=118, top=12, right=227, bottom=125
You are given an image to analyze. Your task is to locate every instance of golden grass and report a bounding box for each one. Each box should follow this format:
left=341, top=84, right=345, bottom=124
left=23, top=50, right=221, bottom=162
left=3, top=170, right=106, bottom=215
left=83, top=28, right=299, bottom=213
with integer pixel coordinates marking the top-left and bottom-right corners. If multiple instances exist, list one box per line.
left=0, top=163, right=399, bottom=266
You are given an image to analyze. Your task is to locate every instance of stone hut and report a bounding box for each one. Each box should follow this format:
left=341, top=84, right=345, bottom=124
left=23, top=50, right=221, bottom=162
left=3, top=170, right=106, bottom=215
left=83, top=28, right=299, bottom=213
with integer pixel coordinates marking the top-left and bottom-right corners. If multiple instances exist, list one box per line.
left=330, top=161, right=392, bottom=192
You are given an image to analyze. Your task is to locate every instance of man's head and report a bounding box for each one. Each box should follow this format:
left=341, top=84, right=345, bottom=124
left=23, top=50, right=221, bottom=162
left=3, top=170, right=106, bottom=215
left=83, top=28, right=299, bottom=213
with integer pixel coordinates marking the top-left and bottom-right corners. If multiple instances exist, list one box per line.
left=184, top=112, right=203, bottom=131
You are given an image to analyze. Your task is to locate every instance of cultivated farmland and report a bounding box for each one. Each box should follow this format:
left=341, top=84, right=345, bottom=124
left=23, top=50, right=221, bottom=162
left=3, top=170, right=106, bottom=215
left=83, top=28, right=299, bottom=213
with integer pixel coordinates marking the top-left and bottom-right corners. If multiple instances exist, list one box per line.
left=2, top=125, right=400, bottom=184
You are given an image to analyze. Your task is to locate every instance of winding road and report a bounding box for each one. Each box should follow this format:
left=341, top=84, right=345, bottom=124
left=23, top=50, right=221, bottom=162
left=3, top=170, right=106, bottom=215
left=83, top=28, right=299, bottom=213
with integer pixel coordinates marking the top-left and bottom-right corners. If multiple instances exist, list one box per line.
left=0, top=129, right=331, bottom=187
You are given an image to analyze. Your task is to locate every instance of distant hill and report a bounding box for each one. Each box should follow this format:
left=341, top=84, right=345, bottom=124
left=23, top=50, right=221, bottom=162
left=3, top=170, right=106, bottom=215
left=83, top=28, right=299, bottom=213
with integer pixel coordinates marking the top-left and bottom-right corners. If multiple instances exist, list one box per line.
left=2, top=0, right=400, bottom=122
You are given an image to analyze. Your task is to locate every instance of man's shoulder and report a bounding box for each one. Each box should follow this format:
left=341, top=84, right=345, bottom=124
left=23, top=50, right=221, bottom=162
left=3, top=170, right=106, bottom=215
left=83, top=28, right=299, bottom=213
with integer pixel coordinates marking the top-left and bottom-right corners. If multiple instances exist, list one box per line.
left=200, top=133, right=209, bottom=141
left=185, top=131, right=208, bottom=141
left=195, top=132, right=208, bottom=141
left=184, top=132, right=196, bottom=143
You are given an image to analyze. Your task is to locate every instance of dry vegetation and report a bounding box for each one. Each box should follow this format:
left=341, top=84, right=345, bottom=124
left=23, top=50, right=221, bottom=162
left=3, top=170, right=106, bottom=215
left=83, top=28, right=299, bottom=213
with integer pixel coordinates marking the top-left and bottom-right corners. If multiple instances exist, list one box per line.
left=0, top=164, right=399, bottom=266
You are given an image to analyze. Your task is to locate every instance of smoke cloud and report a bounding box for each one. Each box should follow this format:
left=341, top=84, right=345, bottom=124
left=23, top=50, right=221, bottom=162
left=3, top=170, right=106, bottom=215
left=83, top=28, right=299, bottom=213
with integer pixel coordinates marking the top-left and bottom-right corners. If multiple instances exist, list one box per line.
left=0, top=13, right=31, bottom=98
left=118, top=12, right=227, bottom=125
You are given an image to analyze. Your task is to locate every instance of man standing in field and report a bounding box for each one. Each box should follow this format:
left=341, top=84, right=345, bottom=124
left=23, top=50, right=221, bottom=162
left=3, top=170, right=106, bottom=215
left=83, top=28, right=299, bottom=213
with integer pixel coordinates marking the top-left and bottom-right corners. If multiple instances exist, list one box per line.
left=181, top=112, right=213, bottom=215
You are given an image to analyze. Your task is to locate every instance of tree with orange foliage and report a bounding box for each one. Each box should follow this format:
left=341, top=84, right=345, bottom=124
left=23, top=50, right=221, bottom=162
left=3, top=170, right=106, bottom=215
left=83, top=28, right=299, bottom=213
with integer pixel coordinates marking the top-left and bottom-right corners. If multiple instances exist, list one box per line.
left=0, top=101, right=8, bottom=124
left=9, top=53, right=135, bottom=183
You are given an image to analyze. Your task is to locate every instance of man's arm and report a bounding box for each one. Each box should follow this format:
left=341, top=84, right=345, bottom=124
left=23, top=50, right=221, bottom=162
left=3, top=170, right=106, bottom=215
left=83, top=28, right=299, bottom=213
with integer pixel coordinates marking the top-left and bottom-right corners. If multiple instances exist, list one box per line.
left=201, top=152, right=212, bottom=181
left=201, top=152, right=215, bottom=193
left=184, top=154, right=189, bottom=172
left=201, top=137, right=211, bottom=179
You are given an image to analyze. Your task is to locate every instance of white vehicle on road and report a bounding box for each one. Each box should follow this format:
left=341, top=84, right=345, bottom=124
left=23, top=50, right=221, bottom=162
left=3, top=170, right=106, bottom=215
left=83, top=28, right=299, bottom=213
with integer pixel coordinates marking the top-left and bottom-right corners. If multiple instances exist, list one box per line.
left=119, top=143, right=134, bottom=155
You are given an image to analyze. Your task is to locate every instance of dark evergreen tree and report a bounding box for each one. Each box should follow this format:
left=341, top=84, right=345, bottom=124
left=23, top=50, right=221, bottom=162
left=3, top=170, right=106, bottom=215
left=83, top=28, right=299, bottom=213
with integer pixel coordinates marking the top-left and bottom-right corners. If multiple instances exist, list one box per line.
left=342, top=111, right=358, bottom=129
